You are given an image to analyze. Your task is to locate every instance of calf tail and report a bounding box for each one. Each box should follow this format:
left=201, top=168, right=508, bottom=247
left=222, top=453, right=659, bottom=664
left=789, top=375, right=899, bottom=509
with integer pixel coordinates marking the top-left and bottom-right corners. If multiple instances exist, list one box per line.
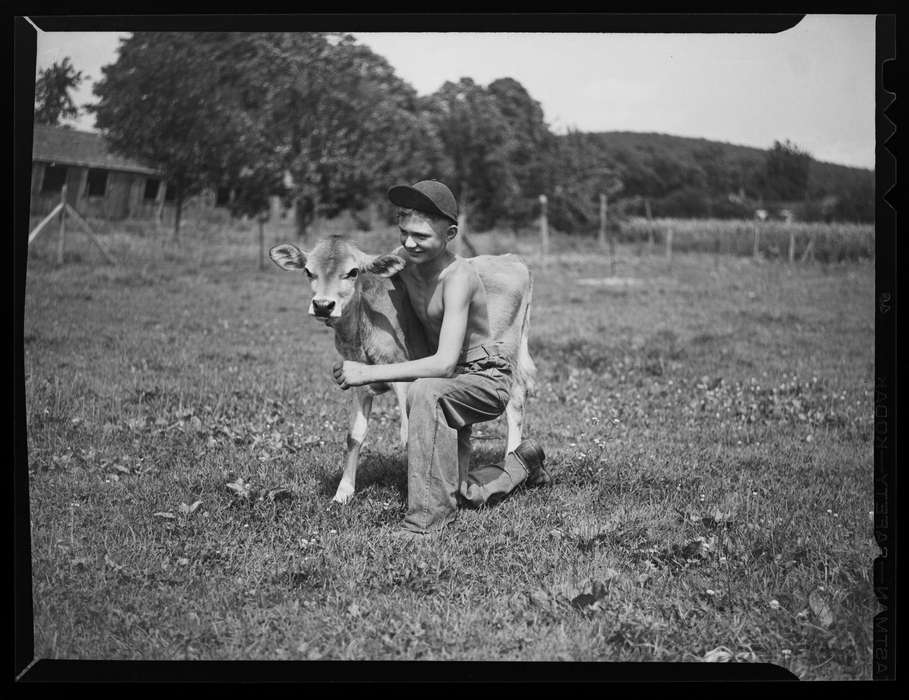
left=516, top=273, right=538, bottom=397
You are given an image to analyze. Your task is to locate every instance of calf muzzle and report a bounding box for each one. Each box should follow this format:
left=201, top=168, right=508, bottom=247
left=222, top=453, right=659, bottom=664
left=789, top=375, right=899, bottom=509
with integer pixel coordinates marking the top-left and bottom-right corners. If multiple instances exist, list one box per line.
left=312, top=299, right=336, bottom=317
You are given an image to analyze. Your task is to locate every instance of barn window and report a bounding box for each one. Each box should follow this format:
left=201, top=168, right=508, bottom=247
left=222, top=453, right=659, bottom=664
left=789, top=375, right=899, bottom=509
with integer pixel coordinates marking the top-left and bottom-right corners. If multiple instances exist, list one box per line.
left=216, top=187, right=231, bottom=207
left=41, top=164, right=68, bottom=193
left=164, top=184, right=176, bottom=202
left=144, top=178, right=160, bottom=201
left=86, top=169, right=108, bottom=197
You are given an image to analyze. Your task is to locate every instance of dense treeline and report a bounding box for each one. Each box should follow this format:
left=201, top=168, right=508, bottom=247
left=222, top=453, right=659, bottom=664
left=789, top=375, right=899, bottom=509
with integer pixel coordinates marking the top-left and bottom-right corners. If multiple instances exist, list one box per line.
left=576, top=133, right=874, bottom=225
left=86, top=32, right=873, bottom=239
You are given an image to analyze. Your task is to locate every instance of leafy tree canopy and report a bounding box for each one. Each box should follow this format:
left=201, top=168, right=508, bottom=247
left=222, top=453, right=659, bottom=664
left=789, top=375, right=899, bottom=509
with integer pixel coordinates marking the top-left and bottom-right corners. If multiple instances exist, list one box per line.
left=762, top=138, right=814, bottom=201
left=90, top=32, right=443, bottom=237
left=35, top=57, right=85, bottom=126
left=420, top=78, right=528, bottom=230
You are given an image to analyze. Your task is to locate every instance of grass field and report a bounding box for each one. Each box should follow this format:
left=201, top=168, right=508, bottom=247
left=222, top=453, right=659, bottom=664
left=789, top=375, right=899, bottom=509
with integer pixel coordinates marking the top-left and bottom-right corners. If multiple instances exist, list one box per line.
left=23, top=216, right=876, bottom=678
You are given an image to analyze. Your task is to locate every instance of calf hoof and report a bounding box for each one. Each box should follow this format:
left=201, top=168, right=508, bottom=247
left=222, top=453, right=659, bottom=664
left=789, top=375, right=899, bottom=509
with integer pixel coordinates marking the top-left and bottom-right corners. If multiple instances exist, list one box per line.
left=332, top=481, right=355, bottom=504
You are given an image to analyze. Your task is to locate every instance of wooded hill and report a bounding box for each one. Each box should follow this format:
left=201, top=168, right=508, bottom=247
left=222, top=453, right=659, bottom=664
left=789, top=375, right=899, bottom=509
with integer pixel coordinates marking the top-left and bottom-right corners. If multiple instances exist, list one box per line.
left=561, top=131, right=874, bottom=225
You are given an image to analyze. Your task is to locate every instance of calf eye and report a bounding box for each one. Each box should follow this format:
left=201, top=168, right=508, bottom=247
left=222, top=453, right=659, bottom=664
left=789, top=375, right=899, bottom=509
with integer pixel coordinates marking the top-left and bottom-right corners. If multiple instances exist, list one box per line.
left=304, top=268, right=315, bottom=279
left=346, top=268, right=359, bottom=279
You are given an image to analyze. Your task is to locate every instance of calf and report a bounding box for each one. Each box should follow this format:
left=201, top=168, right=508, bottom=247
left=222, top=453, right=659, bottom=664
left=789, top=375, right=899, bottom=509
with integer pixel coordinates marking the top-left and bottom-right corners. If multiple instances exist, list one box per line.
left=270, top=235, right=536, bottom=504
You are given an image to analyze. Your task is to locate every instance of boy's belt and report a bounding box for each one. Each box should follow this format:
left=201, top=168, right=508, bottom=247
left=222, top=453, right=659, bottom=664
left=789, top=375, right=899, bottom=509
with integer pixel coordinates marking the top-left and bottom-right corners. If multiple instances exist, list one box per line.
left=459, top=342, right=505, bottom=364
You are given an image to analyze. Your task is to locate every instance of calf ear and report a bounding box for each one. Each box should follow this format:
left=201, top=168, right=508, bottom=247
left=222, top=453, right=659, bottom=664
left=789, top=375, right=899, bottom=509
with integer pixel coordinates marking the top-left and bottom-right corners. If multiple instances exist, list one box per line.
left=365, top=254, right=406, bottom=278
left=269, top=244, right=307, bottom=271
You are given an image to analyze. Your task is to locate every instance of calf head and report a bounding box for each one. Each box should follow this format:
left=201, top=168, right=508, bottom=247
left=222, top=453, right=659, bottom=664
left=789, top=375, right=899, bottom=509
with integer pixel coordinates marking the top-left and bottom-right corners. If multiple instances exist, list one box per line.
left=269, top=236, right=406, bottom=322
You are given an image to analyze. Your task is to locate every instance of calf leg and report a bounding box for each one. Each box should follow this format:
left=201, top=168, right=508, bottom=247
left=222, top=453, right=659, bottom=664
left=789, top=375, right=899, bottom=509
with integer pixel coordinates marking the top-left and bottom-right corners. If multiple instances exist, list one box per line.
left=333, top=387, right=373, bottom=504
left=504, top=379, right=526, bottom=454
left=392, top=381, right=410, bottom=448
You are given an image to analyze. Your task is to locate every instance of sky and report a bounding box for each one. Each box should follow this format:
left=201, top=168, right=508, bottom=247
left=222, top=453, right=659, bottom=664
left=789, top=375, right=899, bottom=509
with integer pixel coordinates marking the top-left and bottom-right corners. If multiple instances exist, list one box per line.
left=31, top=15, right=876, bottom=169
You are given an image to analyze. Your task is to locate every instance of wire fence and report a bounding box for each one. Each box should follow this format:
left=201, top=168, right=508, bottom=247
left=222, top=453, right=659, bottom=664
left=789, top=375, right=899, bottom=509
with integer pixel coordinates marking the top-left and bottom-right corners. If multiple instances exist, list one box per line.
left=617, top=217, right=874, bottom=263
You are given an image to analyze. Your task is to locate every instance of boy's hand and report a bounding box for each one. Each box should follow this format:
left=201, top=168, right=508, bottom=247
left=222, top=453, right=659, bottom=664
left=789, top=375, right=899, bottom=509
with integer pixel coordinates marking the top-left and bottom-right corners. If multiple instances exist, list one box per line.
left=332, top=360, right=372, bottom=390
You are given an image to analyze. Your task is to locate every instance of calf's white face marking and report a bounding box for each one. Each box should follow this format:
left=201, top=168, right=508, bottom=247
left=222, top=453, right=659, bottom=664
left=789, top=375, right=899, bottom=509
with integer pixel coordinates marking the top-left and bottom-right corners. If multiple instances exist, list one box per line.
left=269, top=238, right=406, bottom=321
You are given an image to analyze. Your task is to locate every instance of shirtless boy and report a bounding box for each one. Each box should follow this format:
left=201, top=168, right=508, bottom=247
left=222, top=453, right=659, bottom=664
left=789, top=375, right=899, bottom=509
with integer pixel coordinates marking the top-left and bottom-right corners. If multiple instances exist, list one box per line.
left=331, top=180, right=549, bottom=535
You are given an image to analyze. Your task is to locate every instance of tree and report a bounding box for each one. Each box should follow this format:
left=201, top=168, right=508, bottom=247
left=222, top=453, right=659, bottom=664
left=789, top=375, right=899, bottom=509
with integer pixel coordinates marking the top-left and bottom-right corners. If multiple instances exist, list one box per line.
left=224, top=33, right=445, bottom=238
left=420, top=78, right=520, bottom=233
left=487, top=78, right=559, bottom=228
left=654, top=186, right=710, bottom=218
left=90, top=33, right=257, bottom=240
left=93, top=32, right=442, bottom=241
left=227, top=163, right=290, bottom=270
left=692, top=143, right=731, bottom=217
left=762, top=139, right=813, bottom=202
left=832, top=176, right=874, bottom=222
left=34, top=57, right=85, bottom=126
left=548, top=130, right=622, bottom=233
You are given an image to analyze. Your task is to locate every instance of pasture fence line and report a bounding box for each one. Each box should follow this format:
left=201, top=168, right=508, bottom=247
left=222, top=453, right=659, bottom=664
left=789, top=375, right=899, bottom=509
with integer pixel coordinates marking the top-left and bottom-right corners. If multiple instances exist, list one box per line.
left=28, top=184, right=117, bottom=266
left=617, top=217, right=873, bottom=264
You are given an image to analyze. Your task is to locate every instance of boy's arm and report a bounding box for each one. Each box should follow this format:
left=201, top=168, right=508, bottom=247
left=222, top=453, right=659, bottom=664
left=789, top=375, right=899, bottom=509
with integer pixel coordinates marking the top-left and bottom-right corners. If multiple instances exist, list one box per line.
left=332, top=271, right=472, bottom=388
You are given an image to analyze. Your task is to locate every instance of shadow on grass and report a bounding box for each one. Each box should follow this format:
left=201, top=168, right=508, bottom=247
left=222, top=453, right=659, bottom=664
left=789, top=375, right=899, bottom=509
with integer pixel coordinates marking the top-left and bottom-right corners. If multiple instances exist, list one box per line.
left=316, top=452, right=408, bottom=499
left=314, top=442, right=519, bottom=513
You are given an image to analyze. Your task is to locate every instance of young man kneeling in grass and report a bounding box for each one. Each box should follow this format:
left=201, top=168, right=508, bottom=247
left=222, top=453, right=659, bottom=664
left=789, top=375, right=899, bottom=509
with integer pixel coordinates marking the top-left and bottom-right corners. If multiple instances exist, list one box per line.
left=331, top=180, right=550, bottom=537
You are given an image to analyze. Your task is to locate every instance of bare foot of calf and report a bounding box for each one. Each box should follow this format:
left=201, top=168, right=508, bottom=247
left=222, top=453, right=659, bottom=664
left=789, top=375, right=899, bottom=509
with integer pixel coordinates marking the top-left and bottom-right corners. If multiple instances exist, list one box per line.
left=332, top=481, right=355, bottom=504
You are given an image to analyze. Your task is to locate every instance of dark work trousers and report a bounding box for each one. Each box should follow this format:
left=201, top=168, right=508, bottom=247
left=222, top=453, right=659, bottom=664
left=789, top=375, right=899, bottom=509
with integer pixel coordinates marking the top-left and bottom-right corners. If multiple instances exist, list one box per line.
left=402, top=343, right=530, bottom=533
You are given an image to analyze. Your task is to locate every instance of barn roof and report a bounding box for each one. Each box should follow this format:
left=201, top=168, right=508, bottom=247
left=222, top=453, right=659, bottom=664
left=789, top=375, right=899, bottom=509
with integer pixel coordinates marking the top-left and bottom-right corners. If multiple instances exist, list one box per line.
left=32, top=124, right=161, bottom=176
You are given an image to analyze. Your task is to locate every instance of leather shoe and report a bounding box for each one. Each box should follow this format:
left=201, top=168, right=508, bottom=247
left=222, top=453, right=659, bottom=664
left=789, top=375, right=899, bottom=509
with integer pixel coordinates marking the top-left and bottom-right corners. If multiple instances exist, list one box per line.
left=513, top=439, right=551, bottom=487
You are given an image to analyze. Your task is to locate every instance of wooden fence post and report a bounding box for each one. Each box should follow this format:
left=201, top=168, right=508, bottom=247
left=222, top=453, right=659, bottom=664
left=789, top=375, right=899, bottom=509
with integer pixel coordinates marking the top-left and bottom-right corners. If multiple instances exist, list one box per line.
left=599, top=193, right=615, bottom=275
left=155, top=181, right=167, bottom=230
left=28, top=203, right=64, bottom=245
left=800, top=234, right=816, bottom=263
left=645, top=198, right=654, bottom=253
left=57, top=185, right=68, bottom=266
left=64, top=204, right=117, bottom=266
left=753, top=222, right=761, bottom=260
left=269, top=195, right=282, bottom=224
left=665, top=227, right=673, bottom=269
left=258, top=216, right=266, bottom=271
left=598, top=193, right=607, bottom=249
left=539, top=194, right=549, bottom=264
left=788, top=228, right=796, bottom=263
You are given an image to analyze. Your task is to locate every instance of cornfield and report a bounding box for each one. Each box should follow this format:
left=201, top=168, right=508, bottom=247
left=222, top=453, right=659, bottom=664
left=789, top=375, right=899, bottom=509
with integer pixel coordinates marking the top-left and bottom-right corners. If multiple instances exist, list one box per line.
left=618, top=217, right=874, bottom=262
